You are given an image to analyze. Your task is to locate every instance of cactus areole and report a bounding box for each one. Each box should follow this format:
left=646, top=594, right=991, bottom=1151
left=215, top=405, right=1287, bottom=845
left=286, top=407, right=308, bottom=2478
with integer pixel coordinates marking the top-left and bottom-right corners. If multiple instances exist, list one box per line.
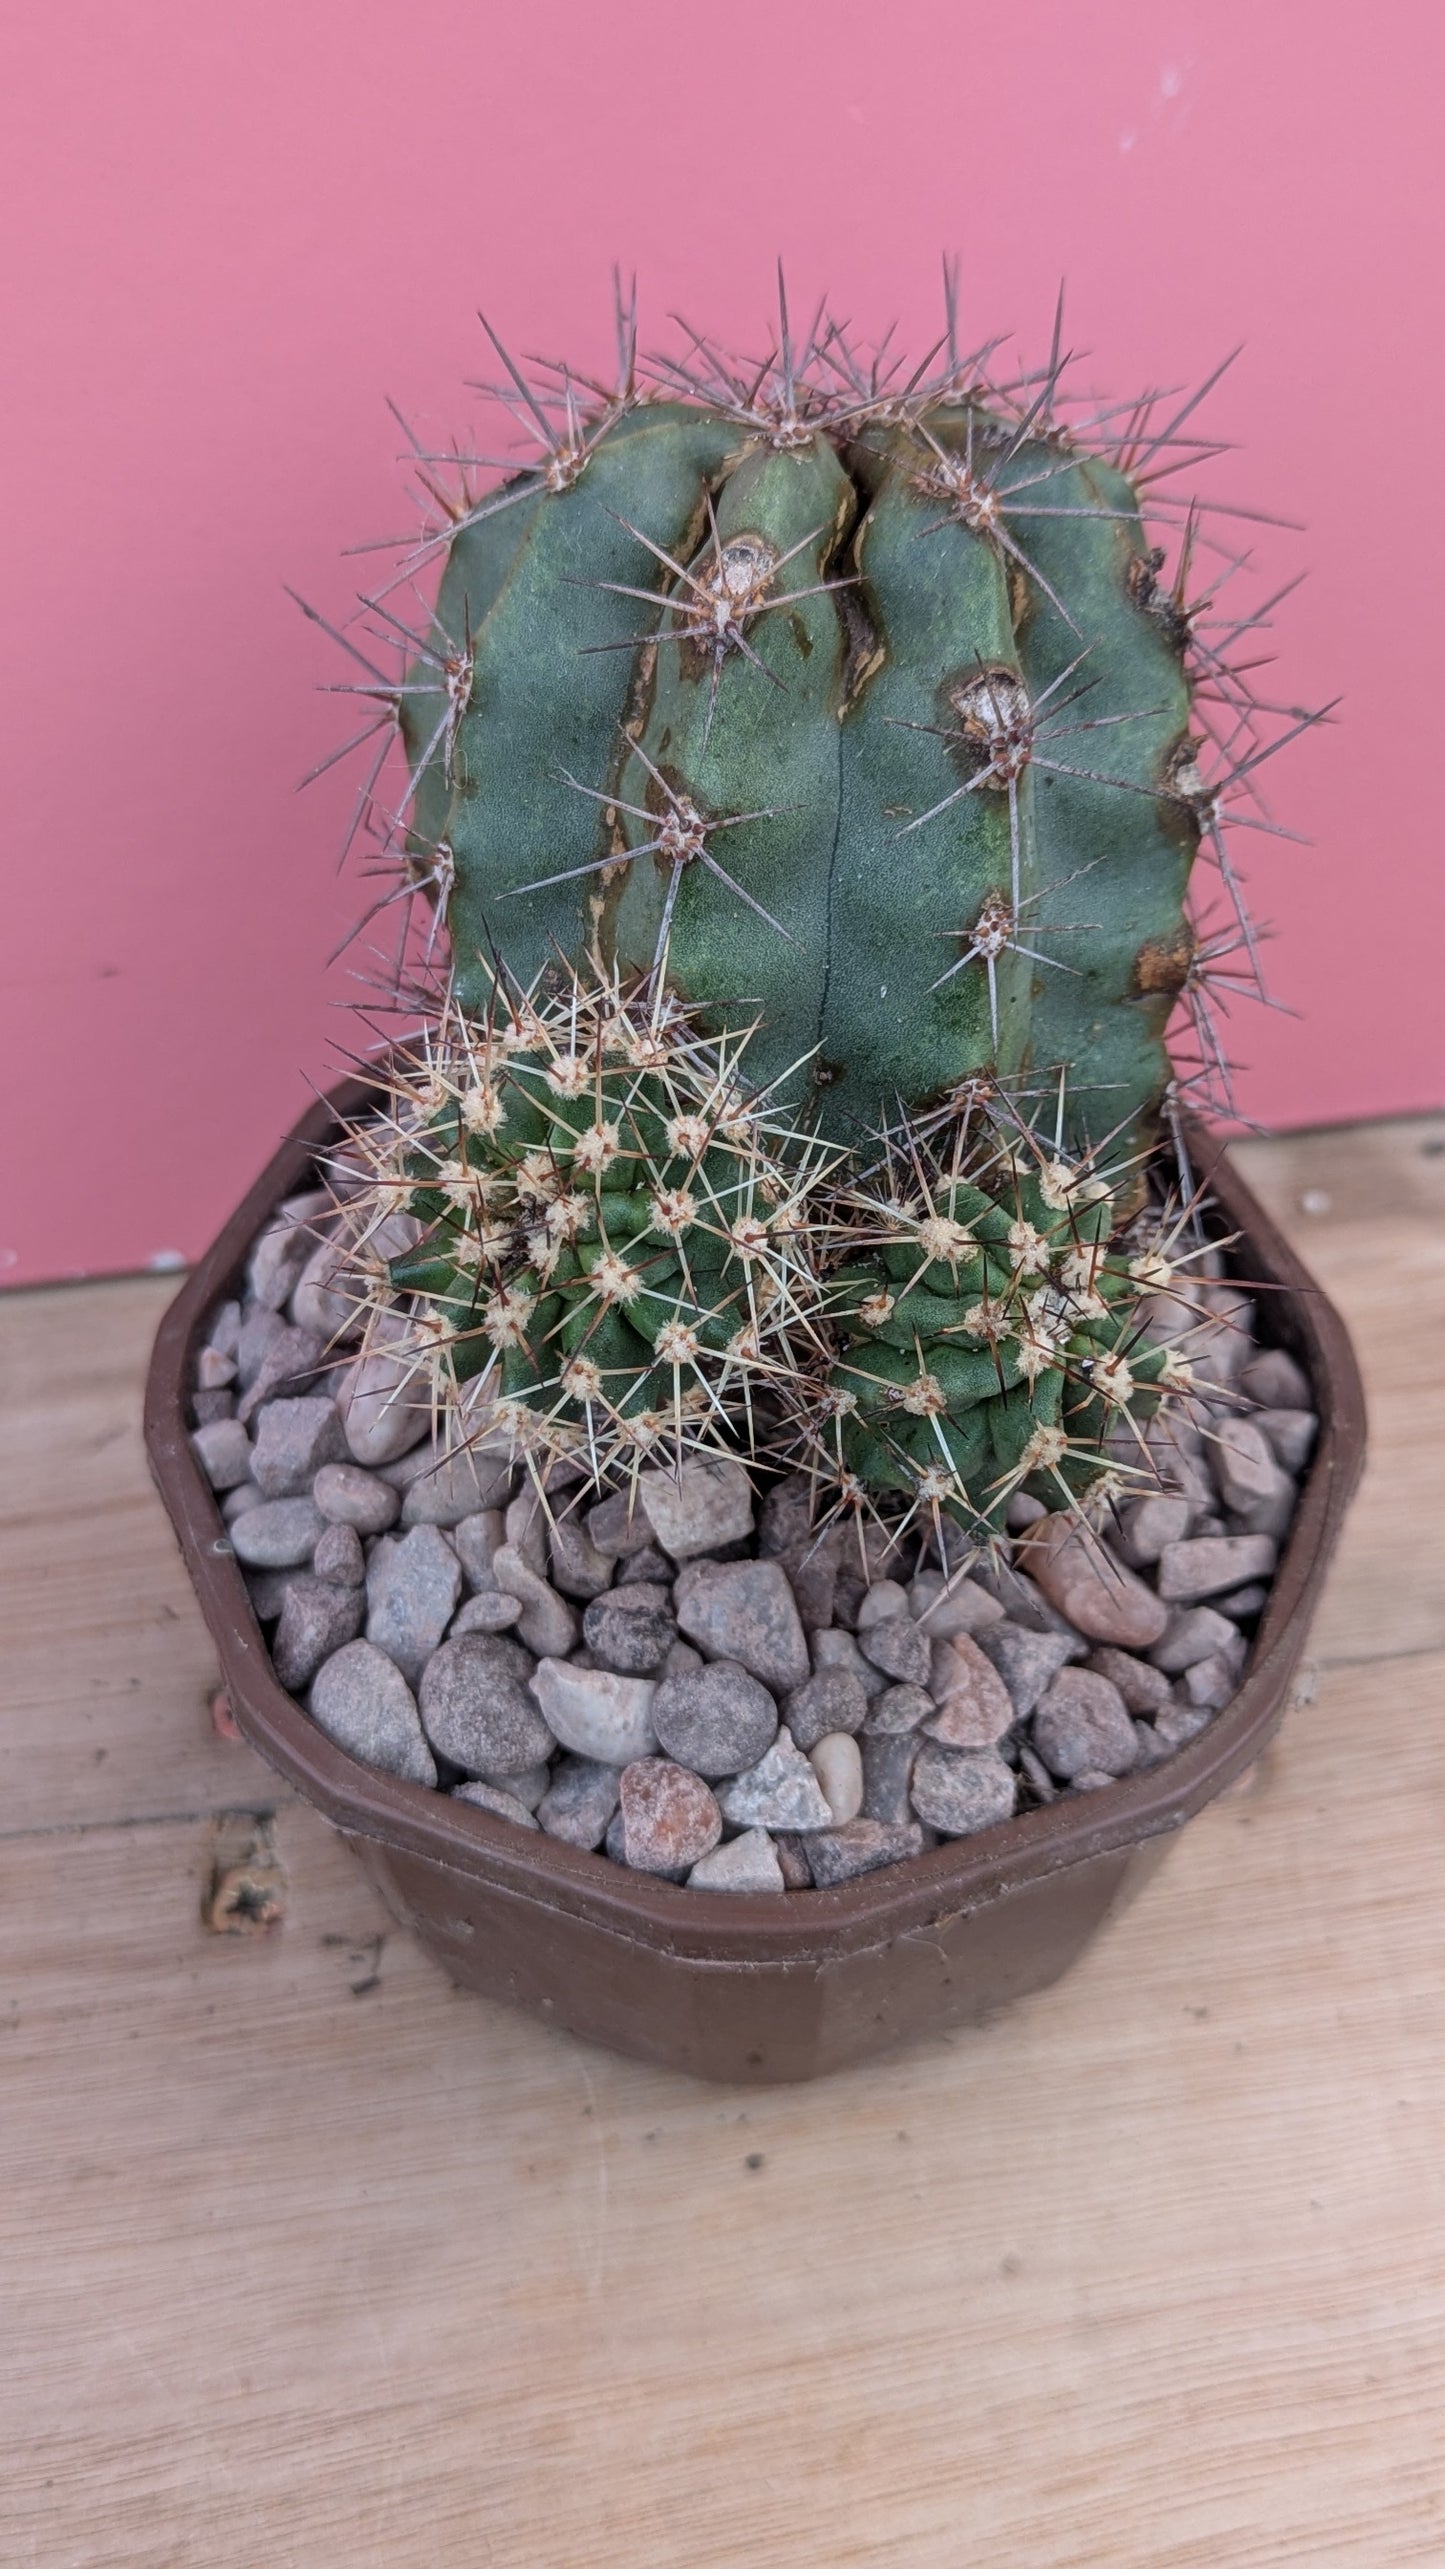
left=313, top=284, right=1313, bottom=1536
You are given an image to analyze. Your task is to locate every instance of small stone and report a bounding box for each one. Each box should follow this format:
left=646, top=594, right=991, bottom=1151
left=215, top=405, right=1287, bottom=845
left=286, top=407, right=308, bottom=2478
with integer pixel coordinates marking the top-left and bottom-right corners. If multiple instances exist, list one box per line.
left=662, top=1640, right=703, bottom=1678
left=583, top=1589, right=677, bottom=1676
left=1190, top=1287, right=1255, bottom=1389
left=1070, top=1768, right=1119, bottom=1793
left=862, top=1683, right=933, bottom=1737
left=619, top=1758, right=722, bottom=1875
left=809, top=1731, right=864, bottom=1824
left=336, top=1316, right=432, bottom=1465
left=547, top=1510, right=617, bottom=1599
left=856, top=1579, right=912, bottom=1631
left=449, top=1590, right=525, bottom=1637
left=235, top=1306, right=287, bottom=1392
left=910, top=1742, right=1016, bottom=1836
left=1240, top=1345, right=1311, bottom=1410
left=490, top=1547, right=579, bottom=1658
left=1214, top=1583, right=1270, bottom=1621
left=1018, top=1515, right=1170, bottom=1649
left=400, top=1445, right=512, bottom=1526
left=313, top=1521, right=365, bottom=1588
left=236, top=1323, right=324, bottom=1424
left=616, top=1543, right=674, bottom=1586
left=924, top=1633, right=1015, bottom=1748
left=205, top=1300, right=242, bottom=1361
left=190, top=1417, right=254, bottom=1492
left=308, top=1640, right=436, bottom=1786
left=585, top=1489, right=658, bottom=1556
left=243, top=1566, right=299, bottom=1622
left=538, top=1756, right=622, bottom=1850
left=191, top=1389, right=235, bottom=1425
left=503, top=1486, right=550, bottom=1575
left=452, top=1509, right=506, bottom=1590
left=974, top=1620, right=1077, bottom=1718
left=1017, top=1744, right=1058, bottom=1802
left=1157, top=1534, right=1278, bottom=1603
left=221, top=1477, right=262, bottom=1522
left=604, top=1809, right=629, bottom=1864
left=859, top=1732, right=920, bottom=1824
left=196, top=1345, right=237, bottom=1391
left=717, top=1732, right=833, bottom=1831
left=250, top=1395, right=347, bottom=1499
left=1181, top=1643, right=1246, bottom=1710
left=687, top=1829, right=785, bottom=1894
left=674, top=1559, right=810, bottom=1693
left=1210, top=1418, right=1295, bottom=1522
left=477, top=1760, right=551, bottom=1812
left=312, top=1462, right=400, bottom=1534
left=1154, top=1699, right=1215, bottom=1750
left=783, top=1667, right=868, bottom=1752
left=530, top=1659, right=658, bottom=1766
left=1113, top=1493, right=1194, bottom=1568
left=908, top=1570, right=1004, bottom=1638
left=773, top=1833, right=815, bottom=1890
left=229, top=1497, right=323, bottom=1568
left=1084, top=1646, right=1171, bottom=1715
left=1130, top=1721, right=1174, bottom=1771
left=831, top=1575, right=866, bottom=1630
left=271, top=1575, right=365, bottom=1689
left=290, top=1232, right=362, bottom=1342
left=1150, top=1605, right=1240, bottom=1674
left=638, top=1455, right=754, bottom=1560
left=1005, top=1491, right=1048, bottom=1530
left=1032, top=1668, right=1139, bottom=1782
left=810, top=1626, right=887, bottom=1699
left=365, top=1524, right=463, bottom=1685
left=651, top=1660, right=778, bottom=1777
left=1256, top=1408, right=1318, bottom=1474
left=247, top=1191, right=331, bottom=1311
left=757, top=1477, right=841, bottom=1630
left=968, top=1555, right=1083, bottom=1644
left=804, top=1820, right=925, bottom=1886
left=419, top=1633, right=552, bottom=1776
left=858, top=1613, right=933, bottom=1688
left=451, top=1781, right=539, bottom=1830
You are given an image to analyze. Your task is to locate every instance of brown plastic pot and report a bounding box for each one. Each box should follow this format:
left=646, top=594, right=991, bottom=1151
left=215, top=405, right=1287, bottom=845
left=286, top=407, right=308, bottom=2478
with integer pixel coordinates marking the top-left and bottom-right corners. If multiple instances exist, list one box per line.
left=145, top=1080, right=1365, bottom=2084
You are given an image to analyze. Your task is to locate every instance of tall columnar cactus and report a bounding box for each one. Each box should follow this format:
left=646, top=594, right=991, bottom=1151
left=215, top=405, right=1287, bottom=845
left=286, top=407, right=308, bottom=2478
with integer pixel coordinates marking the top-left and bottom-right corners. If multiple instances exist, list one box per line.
left=312, top=281, right=1308, bottom=1528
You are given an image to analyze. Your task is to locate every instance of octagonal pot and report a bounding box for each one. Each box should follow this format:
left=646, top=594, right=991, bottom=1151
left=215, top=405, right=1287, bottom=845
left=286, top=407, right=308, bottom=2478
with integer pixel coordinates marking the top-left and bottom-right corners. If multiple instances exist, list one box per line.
left=144, top=1076, right=1364, bottom=2084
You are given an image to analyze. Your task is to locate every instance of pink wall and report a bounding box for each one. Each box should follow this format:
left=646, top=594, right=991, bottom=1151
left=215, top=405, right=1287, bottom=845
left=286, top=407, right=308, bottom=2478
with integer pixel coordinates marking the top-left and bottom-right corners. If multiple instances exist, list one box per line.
left=3, top=0, right=1442, bottom=1284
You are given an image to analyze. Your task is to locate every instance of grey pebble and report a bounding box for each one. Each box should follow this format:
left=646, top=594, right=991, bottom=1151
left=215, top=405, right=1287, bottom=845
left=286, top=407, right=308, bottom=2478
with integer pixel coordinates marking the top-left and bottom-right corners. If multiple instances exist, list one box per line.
left=616, top=1543, right=675, bottom=1587
left=805, top=1820, right=926, bottom=1886
left=547, top=1511, right=617, bottom=1599
left=1213, top=1583, right=1271, bottom=1621
left=652, top=1661, right=778, bottom=1778
left=757, top=1476, right=840, bottom=1630
left=308, top=1640, right=437, bottom=1786
left=1154, top=1699, right=1216, bottom=1749
left=476, top=1760, right=551, bottom=1812
left=419, top=1632, right=552, bottom=1776
left=490, top=1546, right=578, bottom=1658
left=365, top=1524, right=463, bottom=1686
left=204, top=1300, right=242, bottom=1362
left=909, top=1742, right=1017, bottom=1837
left=1031, top=1668, right=1139, bottom=1782
left=190, top=1417, right=254, bottom=1492
left=249, top=1395, right=346, bottom=1499
left=529, top=1660, right=657, bottom=1766
left=313, top=1521, right=365, bottom=1588
left=860, top=1731, right=921, bottom=1825
left=810, top=1626, right=888, bottom=1699
left=452, top=1509, right=506, bottom=1591
left=907, top=1570, right=1003, bottom=1638
left=450, top=1781, right=539, bottom=1830
left=1255, top=1408, right=1318, bottom=1474
left=272, top=1576, right=365, bottom=1690
left=237, top=1324, right=324, bottom=1424
left=229, top=1496, right=324, bottom=1568
left=449, top=1590, right=525, bottom=1637
left=638, top=1455, right=754, bottom=1560
left=1156, top=1534, right=1278, bottom=1603
left=196, top=1345, right=236, bottom=1392
left=674, top=1558, right=810, bottom=1693
left=1113, top=1493, right=1194, bottom=1568
left=783, top=1667, right=869, bottom=1751
left=1240, top=1346, right=1311, bottom=1410
left=661, top=1640, right=703, bottom=1678
left=538, top=1756, right=622, bottom=1850
left=585, top=1489, right=658, bottom=1557
left=191, top=1389, right=236, bottom=1425
left=687, top=1829, right=786, bottom=1894
left=1150, top=1605, right=1239, bottom=1673
left=583, top=1589, right=677, bottom=1676
left=857, top=1613, right=932, bottom=1688
left=861, top=1682, right=934, bottom=1737
left=1084, top=1646, right=1171, bottom=1714
left=221, top=1477, right=262, bottom=1522
left=1017, top=1743, right=1058, bottom=1803
left=717, top=1731, right=833, bottom=1831
left=400, top=1445, right=513, bottom=1526
left=312, top=1461, right=400, bottom=1534
left=1180, top=1643, right=1246, bottom=1710
left=973, top=1619, right=1077, bottom=1718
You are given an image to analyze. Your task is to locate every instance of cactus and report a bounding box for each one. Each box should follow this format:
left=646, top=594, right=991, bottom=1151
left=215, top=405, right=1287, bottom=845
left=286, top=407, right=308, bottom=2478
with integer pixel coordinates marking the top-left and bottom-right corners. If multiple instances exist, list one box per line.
left=309, top=277, right=1312, bottom=1530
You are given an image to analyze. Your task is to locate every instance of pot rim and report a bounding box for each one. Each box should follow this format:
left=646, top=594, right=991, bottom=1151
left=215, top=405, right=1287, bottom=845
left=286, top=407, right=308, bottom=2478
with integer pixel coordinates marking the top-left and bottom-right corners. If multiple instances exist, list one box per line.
left=145, top=1081, right=1365, bottom=1965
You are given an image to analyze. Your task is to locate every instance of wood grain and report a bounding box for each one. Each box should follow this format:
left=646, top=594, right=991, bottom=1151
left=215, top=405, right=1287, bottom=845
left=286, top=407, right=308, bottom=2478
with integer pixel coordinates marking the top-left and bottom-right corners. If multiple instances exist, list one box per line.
left=3, top=1122, right=1443, bottom=2568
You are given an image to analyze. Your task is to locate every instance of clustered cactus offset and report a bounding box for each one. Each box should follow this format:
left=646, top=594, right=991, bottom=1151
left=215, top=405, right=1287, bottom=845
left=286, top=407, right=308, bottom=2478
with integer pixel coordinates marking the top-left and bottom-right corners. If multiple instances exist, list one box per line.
left=306, top=273, right=1315, bottom=1543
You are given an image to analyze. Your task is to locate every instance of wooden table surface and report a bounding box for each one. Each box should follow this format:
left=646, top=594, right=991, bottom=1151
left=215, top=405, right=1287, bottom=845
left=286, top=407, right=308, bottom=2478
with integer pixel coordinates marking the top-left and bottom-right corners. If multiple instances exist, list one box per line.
left=4, top=1117, right=1444, bottom=2568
